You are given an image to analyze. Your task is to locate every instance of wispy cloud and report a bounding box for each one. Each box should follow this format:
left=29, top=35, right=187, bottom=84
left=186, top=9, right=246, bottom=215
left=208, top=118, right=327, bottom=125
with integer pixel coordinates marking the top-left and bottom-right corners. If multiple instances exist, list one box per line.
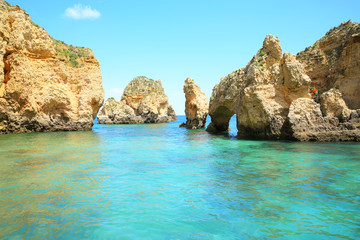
left=63, top=4, right=101, bottom=20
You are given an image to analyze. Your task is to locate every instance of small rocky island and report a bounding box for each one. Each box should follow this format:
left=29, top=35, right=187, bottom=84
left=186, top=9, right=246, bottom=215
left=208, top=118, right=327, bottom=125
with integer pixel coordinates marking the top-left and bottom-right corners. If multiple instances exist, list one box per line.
left=180, top=77, right=208, bottom=129
left=0, top=1, right=104, bottom=134
left=207, top=21, right=360, bottom=141
left=98, top=76, right=176, bottom=124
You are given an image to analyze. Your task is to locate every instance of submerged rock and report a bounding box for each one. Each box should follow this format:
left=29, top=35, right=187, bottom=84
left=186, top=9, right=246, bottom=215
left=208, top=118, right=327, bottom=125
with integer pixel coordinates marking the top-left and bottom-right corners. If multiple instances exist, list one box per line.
left=180, top=77, right=208, bottom=129
left=207, top=22, right=360, bottom=141
left=0, top=1, right=104, bottom=134
left=98, top=76, right=176, bottom=124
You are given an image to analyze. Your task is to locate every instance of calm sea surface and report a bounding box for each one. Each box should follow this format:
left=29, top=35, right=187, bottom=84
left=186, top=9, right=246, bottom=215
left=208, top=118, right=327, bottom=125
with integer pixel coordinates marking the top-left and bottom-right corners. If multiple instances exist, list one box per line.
left=0, top=116, right=359, bottom=239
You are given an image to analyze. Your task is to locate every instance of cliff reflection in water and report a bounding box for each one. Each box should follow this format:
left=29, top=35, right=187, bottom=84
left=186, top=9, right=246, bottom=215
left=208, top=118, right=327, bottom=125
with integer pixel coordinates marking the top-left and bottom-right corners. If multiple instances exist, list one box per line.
left=0, top=131, right=106, bottom=239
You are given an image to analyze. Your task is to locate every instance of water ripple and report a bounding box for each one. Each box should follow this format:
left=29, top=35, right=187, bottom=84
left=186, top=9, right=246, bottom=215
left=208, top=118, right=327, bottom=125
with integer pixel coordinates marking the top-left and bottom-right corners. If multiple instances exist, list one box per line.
left=0, top=116, right=359, bottom=239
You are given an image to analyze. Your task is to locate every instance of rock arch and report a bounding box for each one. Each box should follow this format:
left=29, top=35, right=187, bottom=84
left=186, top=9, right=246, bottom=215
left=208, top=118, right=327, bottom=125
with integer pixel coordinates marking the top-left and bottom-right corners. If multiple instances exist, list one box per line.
left=206, top=105, right=234, bottom=132
left=205, top=68, right=244, bottom=133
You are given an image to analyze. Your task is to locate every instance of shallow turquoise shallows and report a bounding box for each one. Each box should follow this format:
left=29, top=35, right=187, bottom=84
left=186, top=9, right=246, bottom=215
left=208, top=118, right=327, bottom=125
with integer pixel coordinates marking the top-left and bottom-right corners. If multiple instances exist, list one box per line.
left=0, top=116, right=359, bottom=239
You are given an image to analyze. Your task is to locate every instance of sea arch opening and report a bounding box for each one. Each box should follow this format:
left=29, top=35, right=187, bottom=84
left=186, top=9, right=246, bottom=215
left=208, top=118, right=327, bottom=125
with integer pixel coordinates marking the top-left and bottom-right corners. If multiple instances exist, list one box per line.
left=206, top=106, right=235, bottom=133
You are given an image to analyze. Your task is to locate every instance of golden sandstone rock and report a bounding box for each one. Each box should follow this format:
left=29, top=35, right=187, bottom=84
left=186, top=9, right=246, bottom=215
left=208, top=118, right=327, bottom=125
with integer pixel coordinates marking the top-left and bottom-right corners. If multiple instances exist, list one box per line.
left=180, top=77, right=208, bottom=129
left=297, top=20, right=360, bottom=109
left=98, top=76, right=176, bottom=124
left=207, top=23, right=360, bottom=141
left=0, top=1, right=104, bottom=133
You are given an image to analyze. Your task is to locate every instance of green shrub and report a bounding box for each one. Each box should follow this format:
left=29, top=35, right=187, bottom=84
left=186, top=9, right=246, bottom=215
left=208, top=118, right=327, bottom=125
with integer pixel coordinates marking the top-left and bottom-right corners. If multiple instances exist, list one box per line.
left=69, top=59, right=79, bottom=68
left=50, top=36, right=90, bottom=68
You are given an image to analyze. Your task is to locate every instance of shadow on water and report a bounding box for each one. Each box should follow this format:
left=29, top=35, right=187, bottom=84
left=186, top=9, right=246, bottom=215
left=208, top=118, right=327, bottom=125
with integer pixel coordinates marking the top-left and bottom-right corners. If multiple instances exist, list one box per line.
left=0, top=131, right=108, bottom=239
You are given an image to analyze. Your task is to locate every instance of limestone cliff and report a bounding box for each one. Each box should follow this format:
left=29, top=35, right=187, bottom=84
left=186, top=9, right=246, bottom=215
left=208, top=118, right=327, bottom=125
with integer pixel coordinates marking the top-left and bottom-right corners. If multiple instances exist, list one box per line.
left=207, top=35, right=311, bottom=138
left=207, top=22, right=360, bottom=141
left=297, top=20, right=360, bottom=109
left=180, top=77, right=208, bottom=129
left=236, top=36, right=312, bottom=139
left=0, top=1, right=104, bottom=133
left=98, top=76, right=176, bottom=124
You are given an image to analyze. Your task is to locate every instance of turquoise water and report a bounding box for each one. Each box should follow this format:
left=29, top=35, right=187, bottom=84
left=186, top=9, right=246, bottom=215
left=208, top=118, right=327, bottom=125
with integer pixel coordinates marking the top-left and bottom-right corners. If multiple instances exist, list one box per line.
left=0, top=116, right=359, bottom=239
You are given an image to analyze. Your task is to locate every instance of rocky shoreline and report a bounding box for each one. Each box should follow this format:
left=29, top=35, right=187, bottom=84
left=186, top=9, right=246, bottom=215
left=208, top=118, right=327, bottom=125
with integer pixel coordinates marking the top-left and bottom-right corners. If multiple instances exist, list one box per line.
left=0, top=0, right=359, bottom=141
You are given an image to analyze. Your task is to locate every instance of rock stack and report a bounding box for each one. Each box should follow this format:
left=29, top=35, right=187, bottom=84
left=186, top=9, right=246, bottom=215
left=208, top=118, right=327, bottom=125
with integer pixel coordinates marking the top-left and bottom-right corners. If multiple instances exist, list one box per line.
left=180, top=77, right=208, bottom=129
left=98, top=76, right=176, bottom=124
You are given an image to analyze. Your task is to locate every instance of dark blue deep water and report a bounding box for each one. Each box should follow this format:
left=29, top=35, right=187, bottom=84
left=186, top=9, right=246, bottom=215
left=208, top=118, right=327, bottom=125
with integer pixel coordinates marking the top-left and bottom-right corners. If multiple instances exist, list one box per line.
left=0, top=116, right=359, bottom=239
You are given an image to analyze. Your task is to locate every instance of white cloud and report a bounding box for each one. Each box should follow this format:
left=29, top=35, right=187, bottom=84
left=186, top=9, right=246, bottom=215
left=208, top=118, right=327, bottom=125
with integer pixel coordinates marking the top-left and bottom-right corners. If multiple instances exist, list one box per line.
left=64, top=4, right=101, bottom=20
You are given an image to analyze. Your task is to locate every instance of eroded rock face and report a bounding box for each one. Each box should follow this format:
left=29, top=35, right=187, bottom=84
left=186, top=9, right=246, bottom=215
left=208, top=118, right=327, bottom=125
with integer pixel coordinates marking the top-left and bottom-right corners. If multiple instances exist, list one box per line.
left=236, top=37, right=311, bottom=139
left=297, top=20, right=360, bottom=109
left=97, top=98, right=141, bottom=124
left=98, top=76, right=176, bottom=124
left=320, top=89, right=351, bottom=121
left=180, top=77, right=208, bottom=129
left=207, top=25, right=360, bottom=141
left=206, top=69, right=245, bottom=132
left=0, top=1, right=104, bottom=134
left=207, top=35, right=311, bottom=138
left=286, top=98, right=360, bottom=141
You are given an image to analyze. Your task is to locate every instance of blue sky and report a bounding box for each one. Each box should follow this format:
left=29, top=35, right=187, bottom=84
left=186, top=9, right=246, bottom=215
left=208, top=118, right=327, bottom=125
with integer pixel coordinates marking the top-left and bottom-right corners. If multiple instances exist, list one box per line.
left=7, top=0, right=360, bottom=114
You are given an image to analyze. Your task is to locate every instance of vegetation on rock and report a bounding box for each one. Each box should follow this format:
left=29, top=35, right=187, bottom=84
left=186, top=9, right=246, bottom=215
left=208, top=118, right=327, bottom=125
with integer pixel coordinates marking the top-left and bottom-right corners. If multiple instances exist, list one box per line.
left=51, top=37, right=92, bottom=68
left=0, top=0, right=104, bottom=134
left=99, top=76, right=176, bottom=124
left=123, top=76, right=163, bottom=97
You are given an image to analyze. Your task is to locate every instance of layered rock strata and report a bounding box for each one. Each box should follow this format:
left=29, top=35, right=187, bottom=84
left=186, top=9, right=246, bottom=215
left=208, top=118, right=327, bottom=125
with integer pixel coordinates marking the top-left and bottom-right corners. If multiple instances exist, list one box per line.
left=0, top=1, right=104, bottom=134
left=286, top=97, right=359, bottom=141
left=98, top=76, right=176, bottom=124
left=180, top=77, right=208, bottom=129
left=235, top=37, right=313, bottom=139
left=297, top=20, right=360, bottom=109
left=207, top=21, right=360, bottom=141
left=206, top=68, right=244, bottom=132
left=207, top=35, right=311, bottom=138
left=97, top=98, right=141, bottom=124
